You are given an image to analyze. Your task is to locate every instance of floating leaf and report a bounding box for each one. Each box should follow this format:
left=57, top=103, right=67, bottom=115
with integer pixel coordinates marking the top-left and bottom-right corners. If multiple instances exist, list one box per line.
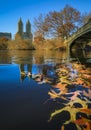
left=61, top=125, right=65, bottom=130
left=73, top=116, right=91, bottom=130
left=47, top=62, right=91, bottom=130
left=67, top=91, right=82, bottom=101
left=65, top=97, right=88, bottom=108
left=48, top=91, right=59, bottom=99
left=48, top=105, right=80, bottom=124
left=48, top=89, right=68, bottom=101
left=83, top=90, right=91, bottom=98
left=60, top=77, right=72, bottom=85
left=80, top=108, right=91, bottom=115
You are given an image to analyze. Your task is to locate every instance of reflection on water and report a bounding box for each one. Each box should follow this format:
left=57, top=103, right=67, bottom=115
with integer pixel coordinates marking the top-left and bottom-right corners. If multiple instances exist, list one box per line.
left=71, top=49, right=91, bottom=65
left=0, top=50, right=91, bottom=130
left=0, top=50, right=68, bottom=83
left=0, top=50, right=68, bottom=130
left=0, top=50, right=67, bottom=64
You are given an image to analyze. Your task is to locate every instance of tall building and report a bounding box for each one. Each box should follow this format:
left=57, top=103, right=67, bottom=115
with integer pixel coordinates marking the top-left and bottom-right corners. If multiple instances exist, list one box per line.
left=26, top=20, right=31, bottom=35
left=16, top=18, right=33, bottom=41
left=18, top=18, right=23, bottom=36
left=0, top=32, right=12, bottom=39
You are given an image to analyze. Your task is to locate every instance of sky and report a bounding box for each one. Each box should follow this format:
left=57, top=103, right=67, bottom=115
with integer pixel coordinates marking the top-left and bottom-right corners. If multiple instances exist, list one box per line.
left=0, top=0, right=91, bottom=38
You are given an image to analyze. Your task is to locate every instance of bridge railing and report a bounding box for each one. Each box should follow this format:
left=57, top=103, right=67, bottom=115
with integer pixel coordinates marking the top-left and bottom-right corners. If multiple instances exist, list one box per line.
left=67, top=19, right=91, bottom=45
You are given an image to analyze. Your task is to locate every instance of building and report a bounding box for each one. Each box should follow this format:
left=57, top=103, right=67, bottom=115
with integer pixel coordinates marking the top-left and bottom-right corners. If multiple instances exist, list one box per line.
left=0, top=32, right=12, bottom=39
left=15, top=18, right=33, bottom=41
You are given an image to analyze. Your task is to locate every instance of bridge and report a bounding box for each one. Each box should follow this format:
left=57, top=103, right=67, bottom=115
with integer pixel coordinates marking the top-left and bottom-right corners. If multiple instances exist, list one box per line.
left=66, top=18, right=91, bottom=57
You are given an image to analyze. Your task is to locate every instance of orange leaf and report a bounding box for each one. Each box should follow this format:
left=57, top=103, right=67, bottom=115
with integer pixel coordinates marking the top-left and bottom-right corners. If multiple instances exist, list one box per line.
left=80, top=108, right=91, bottom=115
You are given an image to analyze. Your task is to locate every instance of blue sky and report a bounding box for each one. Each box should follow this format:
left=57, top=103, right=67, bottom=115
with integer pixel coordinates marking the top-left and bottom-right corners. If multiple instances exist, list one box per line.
left=0, top=0, right=91, bottom=38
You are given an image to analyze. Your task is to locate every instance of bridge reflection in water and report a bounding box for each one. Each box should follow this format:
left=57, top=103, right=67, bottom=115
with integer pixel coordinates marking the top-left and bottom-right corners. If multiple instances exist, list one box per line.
left=70, top=48, right=91, bottom=66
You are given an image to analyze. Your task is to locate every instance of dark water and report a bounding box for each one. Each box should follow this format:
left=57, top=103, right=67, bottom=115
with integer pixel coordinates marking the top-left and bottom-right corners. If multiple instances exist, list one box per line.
left=0, top=50, right=67, bottom=130
left=0, top=50, right=91, bottom=130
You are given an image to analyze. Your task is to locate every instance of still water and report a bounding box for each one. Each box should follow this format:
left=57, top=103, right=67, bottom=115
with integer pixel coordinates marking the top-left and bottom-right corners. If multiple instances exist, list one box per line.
left=0, top=50, right=91, bottom=130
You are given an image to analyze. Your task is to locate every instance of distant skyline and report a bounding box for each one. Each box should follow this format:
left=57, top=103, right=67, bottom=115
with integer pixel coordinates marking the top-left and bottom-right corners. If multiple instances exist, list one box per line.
left=0, top=0, right=91, bottom=38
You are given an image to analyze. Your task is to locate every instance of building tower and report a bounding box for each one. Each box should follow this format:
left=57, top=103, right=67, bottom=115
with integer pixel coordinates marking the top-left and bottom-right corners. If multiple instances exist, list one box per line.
left=18, top=18, right=23, bottom=35
left=15, top=18, right=33, bottom=41
left=26, top=19, right=31, bottom=36
left=25, top=19, right=33, bottom=40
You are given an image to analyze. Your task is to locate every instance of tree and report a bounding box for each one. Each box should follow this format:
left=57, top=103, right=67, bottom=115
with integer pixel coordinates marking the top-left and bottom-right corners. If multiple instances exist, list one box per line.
left=0, top=37, right=8, bottom=49
left=45, top=11, right=63, bottom=38
left=34, top=14, right=48, bottom=39
left=34, top=5, right=82, bottom=40
left=45, top=4, right=81, bottom=39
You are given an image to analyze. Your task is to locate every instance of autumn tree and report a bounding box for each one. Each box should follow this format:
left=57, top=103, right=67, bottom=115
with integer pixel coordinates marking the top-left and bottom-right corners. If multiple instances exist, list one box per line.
left=0, top=37, right=9, bottom=49
left=45, top=4, right=82, bottom=39
left=34, top=5, right=82, bottom=40
left=45, top=11, right=63, bottom=38
left=34, top=30, right=44, bottom=44
left=34, top=14, right=48, bottom=40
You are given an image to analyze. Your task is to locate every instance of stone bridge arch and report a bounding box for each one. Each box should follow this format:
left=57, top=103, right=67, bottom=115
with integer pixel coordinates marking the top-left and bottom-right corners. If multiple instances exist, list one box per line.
left=67, top=18, right=91, bottom=58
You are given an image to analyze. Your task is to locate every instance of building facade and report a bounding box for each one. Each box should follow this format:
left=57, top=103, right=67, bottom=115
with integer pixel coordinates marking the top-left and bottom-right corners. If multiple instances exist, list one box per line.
left=0, top=32, right=12, bottom=39
left=16, top=18, right=33, bottom=41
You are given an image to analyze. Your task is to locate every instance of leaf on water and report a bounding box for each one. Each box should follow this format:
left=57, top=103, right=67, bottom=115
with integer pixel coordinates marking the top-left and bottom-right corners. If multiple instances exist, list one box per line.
left=67, top=90, right=82, bottom=101
left=65, top=97, right=88, bottom=108
left=83, top=90, right=91, bottom=98
left=80, top=108, right=91, bottom=115
left=48, top=105, right=80, bottom=124
left=83, top=74, right=91, bottom=80
left=73, top=77, right=84, bottom=85
left=80, top=77, right=91, bottom=88
left=73, top=116, right=91, bottom=130
left=83, top=122, right=91, bottom=130
left=48, top=89, right=69, bottom=101
left=48, top=91, right=59, bottom=99
left=54, top=83, right=67, bottom=90
left=61, top=125, right=65, bottom=130
left=60, top=77, right=72, bottom=85
left=48, top=62, right=91, bottom=130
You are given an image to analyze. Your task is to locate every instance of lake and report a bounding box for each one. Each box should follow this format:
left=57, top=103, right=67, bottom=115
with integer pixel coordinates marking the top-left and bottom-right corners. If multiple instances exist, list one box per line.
left=0, top=50, right=91, bottom=130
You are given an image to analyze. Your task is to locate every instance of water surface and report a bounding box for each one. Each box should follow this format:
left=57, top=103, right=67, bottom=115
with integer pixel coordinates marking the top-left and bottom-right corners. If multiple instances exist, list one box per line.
left=0, top=50, right=91, bottom=130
